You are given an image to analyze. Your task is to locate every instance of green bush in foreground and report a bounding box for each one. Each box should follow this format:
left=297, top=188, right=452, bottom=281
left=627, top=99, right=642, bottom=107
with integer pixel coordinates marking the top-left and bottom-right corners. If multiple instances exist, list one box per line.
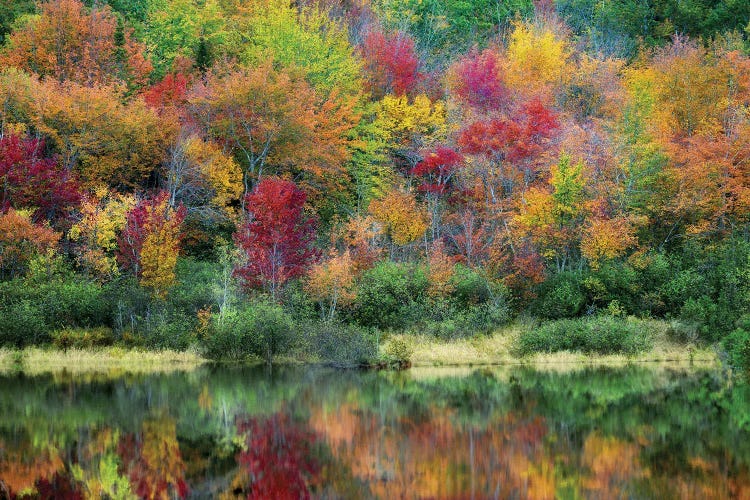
left=722, top=316, right=750, bottom=371
left=204, top=300, right=296, bottom=363
left=518, top=315, right=654, bottom=356
left=302, top=321, right=377, bottom=366
left=0, top=300, right=49, bottom=347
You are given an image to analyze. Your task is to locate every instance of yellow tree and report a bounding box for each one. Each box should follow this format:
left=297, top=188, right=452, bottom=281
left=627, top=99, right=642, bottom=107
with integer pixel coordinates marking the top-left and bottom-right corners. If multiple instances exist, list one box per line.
left=118, top=192, right=186, bottom=298
left=69, top=188, right=137, bottom=280
left=305, top=250, right=357, bottom=321
left=369, top=188, right=429, bottom=251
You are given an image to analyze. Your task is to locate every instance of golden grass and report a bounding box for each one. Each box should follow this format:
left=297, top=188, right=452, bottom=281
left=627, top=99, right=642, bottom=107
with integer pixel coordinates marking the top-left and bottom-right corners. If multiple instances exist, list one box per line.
left=0, top=347, right=206, bottom=375
left=385, top=320, right=719, bottom=371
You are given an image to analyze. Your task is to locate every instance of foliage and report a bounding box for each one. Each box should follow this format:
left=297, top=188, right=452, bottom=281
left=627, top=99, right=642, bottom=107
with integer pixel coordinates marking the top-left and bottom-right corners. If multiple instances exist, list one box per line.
left=0, top=209, right=60, bottom=280
left=517, top=315, right=654, bottom=356
left=0, top=300, right=49, bottom=347
left=204, top=299, right=296, bottom=363
left=118, top=191, right=186, bottom=298
left=234, top=179, right=318, bottom=299
left=353, top=261, right=428, bottom=330
left=0, top=0, right=150, bottom=89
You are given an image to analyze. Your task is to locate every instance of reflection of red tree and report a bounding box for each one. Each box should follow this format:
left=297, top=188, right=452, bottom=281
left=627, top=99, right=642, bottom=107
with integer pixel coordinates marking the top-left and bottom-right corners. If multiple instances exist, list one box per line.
left=235, top=413, right=321, bottom=500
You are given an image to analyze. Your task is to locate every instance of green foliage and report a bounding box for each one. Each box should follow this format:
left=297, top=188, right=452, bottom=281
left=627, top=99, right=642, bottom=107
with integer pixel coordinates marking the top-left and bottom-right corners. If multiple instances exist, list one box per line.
left=557, top=0, right=750, bottom=56
left=374, top=0, right=533, bottom=59
left=518, top=315, right=654, bottom=356
left=353, top=261, right=428, bottom=330
left=0, top=0, right=35, bottom=43
left=204, top=299, right=296, bottom=363
left=302, top=321, right=378, bottom=366
left=531, top=272, right=587, bottom=319
left=0, top=300, right=49, bottom=347
left=384, top=336, right=413, bottom=364
left=722, top=316, right=750, bottom=371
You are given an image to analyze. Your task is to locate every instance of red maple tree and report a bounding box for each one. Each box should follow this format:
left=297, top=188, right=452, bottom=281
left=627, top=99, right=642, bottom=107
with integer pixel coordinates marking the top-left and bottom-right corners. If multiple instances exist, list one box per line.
left=0, top=134, right=80, bottom=222
left=450, top=48, right=509, bottom=112
left=360, top=29, right=421, bottom=99
left=233, top=178, right=318, bottom=299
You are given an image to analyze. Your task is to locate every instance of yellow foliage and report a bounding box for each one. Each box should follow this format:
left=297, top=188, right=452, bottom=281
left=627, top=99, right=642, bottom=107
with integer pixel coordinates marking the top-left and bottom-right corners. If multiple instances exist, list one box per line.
left=369, top=189, right=429, bottom=246
left=182, top=136, right=243, bottom=213
left=505, top=21, right=570, bottom=94
left=305, top=250, right=357, bottom=319
left=580, top=217, right=637, bottom=269
left=70, top=190, right=136, bottom=280
left=138, top=196, right=184, bottom=299
left=373, top=94, right=447, bottom=151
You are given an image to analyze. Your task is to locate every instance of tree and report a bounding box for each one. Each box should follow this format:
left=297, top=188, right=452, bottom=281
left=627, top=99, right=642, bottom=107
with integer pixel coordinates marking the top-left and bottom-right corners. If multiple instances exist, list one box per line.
left=189, top=64, right=357, bottom=206
left=118, top=191, right=186, bottom=298
left=233, top=178, right=318, bottom=300
left=369, top=188, right=429, bottom=248
left=0, top=134, right=80, bottom=222
left=504, top=20, right=571, bottom=97
left=0, top=209, right=60, bottom=280
left=360, top=28, right=421, bottom=99
left=239, top=0, right=363, bottom=99
left=0, top=0, right=151, bottom=89
left=411, top=146, right=463, bottom=240
left=31, top=79, right=173, bottom=190
left=448, top=48, right=508, bottom=112
left=305, top=250, right=357, bottom=320
left=69, top=188, right=136, bottom=280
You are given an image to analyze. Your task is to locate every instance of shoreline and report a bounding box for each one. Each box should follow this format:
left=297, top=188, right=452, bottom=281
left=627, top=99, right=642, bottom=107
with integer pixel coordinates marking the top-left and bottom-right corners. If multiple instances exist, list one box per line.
left=0, top=328, right=720, bottom=375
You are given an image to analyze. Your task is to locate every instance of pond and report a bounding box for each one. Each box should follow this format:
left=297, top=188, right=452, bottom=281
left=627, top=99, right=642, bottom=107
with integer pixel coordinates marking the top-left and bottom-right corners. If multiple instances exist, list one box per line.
left=0, top=364, right=749, bottom=499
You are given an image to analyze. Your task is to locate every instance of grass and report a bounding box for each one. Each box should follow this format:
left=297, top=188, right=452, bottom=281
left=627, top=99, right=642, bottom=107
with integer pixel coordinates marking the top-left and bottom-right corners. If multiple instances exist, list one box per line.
left=0, top=346, right=206, bottom=375
left=386, top=319, right=719, bottom=368
left=0, top=318, right=720, bottom=374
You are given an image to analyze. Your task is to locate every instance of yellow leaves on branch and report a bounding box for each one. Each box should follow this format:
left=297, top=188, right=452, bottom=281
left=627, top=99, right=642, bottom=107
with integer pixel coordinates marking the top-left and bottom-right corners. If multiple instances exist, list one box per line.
left=369, top=189, right=429, bottom=246
left=373, top=94, right=447, bottom=151
left=70, top=190, right=136, bottom=280
left=305, top=250, right=357, bottom=319
left=504, top=21, right=571, bottom=96
left=580, top=217, right=637, bottom=269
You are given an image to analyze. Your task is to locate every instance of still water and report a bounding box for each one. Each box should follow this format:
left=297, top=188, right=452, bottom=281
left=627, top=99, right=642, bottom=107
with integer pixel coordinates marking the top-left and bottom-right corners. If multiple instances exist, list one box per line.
left=0, top=364, right=748, bottom=499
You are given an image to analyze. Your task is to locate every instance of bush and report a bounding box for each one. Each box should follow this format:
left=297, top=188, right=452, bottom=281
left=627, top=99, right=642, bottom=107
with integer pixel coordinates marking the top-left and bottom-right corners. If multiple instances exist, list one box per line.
left=422, top=300, right=511, bottom=340
left=531, top=272, right=587, bottom=319
left=0, top=300, right=49, bottom=347
left=52, top=327, right=115, bottom=349
left=722, top=316, right=750, bottom=371
left=384, top=336, right=413, bottom=364
left=518, top=315, right=654, bottom=356
left=0, top=276, right=109, bottom=330
left=204, top=300, right=296, bottom=363
left=139, top=310, right=196, bottom=350
left=302, top=321, right=377, bottom=366
left=353, top=261, right=428, bottom=330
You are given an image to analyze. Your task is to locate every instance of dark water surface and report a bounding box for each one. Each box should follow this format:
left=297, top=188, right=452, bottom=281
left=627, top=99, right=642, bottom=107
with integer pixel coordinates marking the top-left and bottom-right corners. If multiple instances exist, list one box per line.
left=0, top=364, right=749, bottom=499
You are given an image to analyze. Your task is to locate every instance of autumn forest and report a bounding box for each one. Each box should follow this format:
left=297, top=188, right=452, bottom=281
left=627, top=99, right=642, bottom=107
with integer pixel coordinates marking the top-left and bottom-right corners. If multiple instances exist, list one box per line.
left=0, top=0, right=750, bottom=367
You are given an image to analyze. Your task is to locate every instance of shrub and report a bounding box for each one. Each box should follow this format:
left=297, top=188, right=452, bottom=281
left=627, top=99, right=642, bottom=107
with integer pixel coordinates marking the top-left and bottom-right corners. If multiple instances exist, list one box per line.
left=531, top=272, right=587, bottom=319
left=518, top=315, right=653, bottom=356
left=204, top=300, right=296, bottom=363
left=422, top=300, right=511, bottom=340
left=139, top=310, right=196, bottom=350
left=722, top=316, right=750, bottom=371
left=384, top=336, right=413, bottom=364
left=353, top=261, right=428, bottom=330
left=0, top=300, right=49, bottom=347
left=52, top=327, right=115, bottom=349
left=302, top=321, right=377, bottom=366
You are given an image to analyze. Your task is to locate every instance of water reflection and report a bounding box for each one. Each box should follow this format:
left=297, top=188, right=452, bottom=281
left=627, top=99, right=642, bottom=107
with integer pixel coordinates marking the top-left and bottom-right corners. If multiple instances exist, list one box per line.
left=0, top=365, right=748, bottom=498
